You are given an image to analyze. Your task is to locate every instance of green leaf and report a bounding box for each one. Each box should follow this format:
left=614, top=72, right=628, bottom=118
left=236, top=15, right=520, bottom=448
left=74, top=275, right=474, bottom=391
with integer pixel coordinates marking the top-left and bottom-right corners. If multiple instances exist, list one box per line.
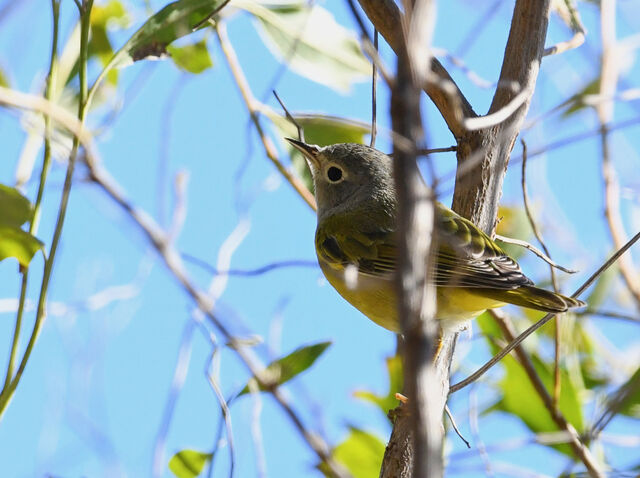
left=168, top=449, right=212, bottom=478
left=0, top=184, right=34, bottom=227
left=0, top=66, right=9, bottom=87
left=477, top=314, right=585, bottom=457
left=354, top=354, right=403, bottom=417
left=495, top=205, right=534, bottom=260
left=0, top=225, right=44, bottom=267
left=237, top=0, right=370, bottom=92
left=93, top=0, right=228, bottom=98
left=319, top=427, right=385, bottom=478
left=562, top=78, right=600, bottom=118
left=89, top=0, right=129, bottom=86
left=168, top=39, right=213, bottom=74
left=616, top=366, right=640, bottom=419
left=239, top=341, right=331, bottom=395
left=584, top=262, right=617, bottom=310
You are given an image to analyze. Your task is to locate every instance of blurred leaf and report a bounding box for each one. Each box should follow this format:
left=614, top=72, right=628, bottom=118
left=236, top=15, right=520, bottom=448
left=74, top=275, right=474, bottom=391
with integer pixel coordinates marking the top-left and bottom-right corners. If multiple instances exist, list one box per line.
left=95, top=0, right=227, bottom=92
left=237, top=0, right=370, bottom=92
left=617, top=366, right=640, bottom=418
left=477, top=314, right=585, bottom=457
left=89, top=0, right=129, bottom=85
left=168, top=449, right=212, bottom=478
left=495, top=205, right=534, bottom=260
left=0, top=226, right=44, bottom=267
left=168, top=39, right=213, bottom=73
left=0, top=66, right=9, bottom=87
left=263, top=108, right=370, bottom=191
left=584, top=262, right=617, bottom=309
left=318, top=427, right=385, bottom=478
left=0, top=184, right=33, bottom=227
left=562, top=78, right=599, bottom=118
left=354, top=354, right=403, bottom=417
left=239, top=341, right=331, bottom=395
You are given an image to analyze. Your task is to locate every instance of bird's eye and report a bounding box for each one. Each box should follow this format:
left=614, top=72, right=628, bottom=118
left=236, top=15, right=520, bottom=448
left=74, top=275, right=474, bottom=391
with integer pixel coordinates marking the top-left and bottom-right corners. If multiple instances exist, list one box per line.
left=327, top=166, right=343, bottom=182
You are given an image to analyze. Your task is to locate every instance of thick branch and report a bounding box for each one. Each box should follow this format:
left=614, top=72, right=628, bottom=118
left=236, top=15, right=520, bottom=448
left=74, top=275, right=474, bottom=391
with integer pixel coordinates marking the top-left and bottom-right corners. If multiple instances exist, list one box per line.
left=453, top=0, right=551, bottom=231
left=357, top=0, right=476, bottom=138
left=387, top=1, right=441, bottom=477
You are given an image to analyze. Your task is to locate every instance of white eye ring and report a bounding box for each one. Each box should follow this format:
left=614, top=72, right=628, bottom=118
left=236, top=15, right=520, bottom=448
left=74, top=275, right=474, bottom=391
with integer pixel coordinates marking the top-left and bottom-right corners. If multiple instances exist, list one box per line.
left=325, top=164, right=344, bottom=183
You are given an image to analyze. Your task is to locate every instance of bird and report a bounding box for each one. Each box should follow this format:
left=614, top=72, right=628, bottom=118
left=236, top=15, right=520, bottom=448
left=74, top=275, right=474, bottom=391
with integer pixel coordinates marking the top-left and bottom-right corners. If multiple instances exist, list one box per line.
left=286, top=138, right=585, bottom=333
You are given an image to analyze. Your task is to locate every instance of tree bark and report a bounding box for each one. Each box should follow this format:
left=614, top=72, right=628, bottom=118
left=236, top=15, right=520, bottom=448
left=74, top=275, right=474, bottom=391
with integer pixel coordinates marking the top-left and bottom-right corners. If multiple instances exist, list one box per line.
left=360, top=0, right=553, bottom=475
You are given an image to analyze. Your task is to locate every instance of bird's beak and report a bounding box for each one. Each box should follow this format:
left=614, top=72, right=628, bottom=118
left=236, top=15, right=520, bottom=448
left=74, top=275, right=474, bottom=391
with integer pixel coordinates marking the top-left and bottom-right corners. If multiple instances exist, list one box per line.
left=285, top=138, right=321, bottom=170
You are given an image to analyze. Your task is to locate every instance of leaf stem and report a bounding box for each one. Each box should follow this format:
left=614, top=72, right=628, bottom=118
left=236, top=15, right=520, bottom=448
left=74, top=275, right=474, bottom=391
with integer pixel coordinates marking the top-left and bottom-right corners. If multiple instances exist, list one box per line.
left=2, top=0, right=60, bottom=397
left=0, top=0, right=93, bottom=419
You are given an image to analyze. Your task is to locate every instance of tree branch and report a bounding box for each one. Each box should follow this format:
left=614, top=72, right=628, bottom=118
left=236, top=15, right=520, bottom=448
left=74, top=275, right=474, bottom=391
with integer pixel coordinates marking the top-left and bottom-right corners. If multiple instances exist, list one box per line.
left=385, top=0, right=441, bottom=476
left=357, top=0, right=476, bottom=138
left=453, top=0, right=551, bottom=231
left=489, top=310, right=604, bottom=478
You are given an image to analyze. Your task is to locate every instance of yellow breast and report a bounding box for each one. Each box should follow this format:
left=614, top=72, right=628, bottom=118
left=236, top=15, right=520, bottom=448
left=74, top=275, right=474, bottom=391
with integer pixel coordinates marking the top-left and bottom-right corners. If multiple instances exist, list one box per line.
left=318, top=258, right=505, bottom=333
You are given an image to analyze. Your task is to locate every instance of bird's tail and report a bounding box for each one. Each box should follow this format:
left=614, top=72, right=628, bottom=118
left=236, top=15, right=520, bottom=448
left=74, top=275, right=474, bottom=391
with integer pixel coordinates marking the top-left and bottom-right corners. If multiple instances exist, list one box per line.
left=482, top=285, right=585, bottom=313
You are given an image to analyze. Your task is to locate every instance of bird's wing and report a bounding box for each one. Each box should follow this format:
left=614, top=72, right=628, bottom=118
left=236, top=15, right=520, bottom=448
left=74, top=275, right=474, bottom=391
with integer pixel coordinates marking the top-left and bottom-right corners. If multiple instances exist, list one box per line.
left=316, top=205, right=532, bottom=290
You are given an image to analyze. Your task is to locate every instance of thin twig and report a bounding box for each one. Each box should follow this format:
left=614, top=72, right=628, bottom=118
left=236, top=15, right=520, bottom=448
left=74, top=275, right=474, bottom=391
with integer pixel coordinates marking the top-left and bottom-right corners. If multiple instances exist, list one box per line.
left=85, top=161, right=348, bottom=477
left=273, top=90, right=304, bottom=142
left=215, top=22, right=316, bottom=210
left=591, top=369, right=640, bottom=437
left=543, top=0, right=586, bottom=57
left=463, top=87, right=528, bottom=131
left=450, top=229, right=640, bottom=395
left=494, top=234, right=576, bottom=274
left=488, top=310, right=604, bottom=478
left=578, top=309, right=640, bottom=324
left=520, top=138, right=562, bottom=406
left=370, top=29, right=378, bottom=148
left=207, top=352, right=236, bottom=478
left=597, top=0, right=640, bottom=309
left=152, top=322, right=196, bottom=477
left=468, top=385, right=494, bottom=477
left=183, top=254, right=318, bottom=277
left=0, top=0, right=94, bottom=419
left=4, top=0, right=61, bottom=393
left=444, top=405, right=470, bottom=449
left=418, top=145, right=457, bottom=155
left=356, top=0, right=477, bottom=137
left=0, top=86, right=99, bottom=165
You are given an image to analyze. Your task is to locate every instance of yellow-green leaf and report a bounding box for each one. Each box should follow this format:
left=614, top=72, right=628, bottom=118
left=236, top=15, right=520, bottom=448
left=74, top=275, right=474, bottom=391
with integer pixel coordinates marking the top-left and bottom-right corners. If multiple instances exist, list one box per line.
left=0, top=184, right=33, bottom=227
left=168, top=40, right=213, bottom=74
left=354, top=354, right=403, bottom=417
left=239, top=341, right=331, bottom=395
left=0, top=225, right=44, bottom=267
left=169, top=449, right=212, bottom=478
left=478, top=314, right=585, bottom=457
left=319, top=428, right=385, bottom=478
left=93, top=0, right=228, bottom=97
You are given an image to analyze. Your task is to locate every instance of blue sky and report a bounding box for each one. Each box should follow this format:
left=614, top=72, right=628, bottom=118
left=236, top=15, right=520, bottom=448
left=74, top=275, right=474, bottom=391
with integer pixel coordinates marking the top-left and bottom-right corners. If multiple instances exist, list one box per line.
left=1, top=0, right=639, bottom=477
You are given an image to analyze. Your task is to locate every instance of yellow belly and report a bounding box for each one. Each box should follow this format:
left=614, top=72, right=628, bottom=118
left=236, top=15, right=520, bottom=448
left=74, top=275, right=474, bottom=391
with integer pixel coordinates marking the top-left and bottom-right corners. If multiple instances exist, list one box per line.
left=319, top=260, right=505, bottom=333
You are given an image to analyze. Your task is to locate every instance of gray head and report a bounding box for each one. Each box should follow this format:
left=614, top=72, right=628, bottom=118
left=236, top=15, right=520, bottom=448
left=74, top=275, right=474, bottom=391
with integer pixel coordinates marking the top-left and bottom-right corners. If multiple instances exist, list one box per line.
left=286, top=139, right=396, bottom=220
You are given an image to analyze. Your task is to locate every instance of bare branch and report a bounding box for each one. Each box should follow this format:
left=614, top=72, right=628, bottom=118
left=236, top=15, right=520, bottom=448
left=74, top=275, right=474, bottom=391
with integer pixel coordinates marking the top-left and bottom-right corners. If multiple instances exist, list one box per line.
left=85, top=161, right=349, bottom=478
left=273, top=90, right=305, bottom=142
left=356, top=0, right=476, bottom=138
left=215, top=23, right=317, bottom=211
left=450, top=229, right=640, bottom=395
left=444, top=405, right=470, bottom=449
left=494, top=234, right=576, bottom=274
left=488, top=310, right=604, bottom=478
